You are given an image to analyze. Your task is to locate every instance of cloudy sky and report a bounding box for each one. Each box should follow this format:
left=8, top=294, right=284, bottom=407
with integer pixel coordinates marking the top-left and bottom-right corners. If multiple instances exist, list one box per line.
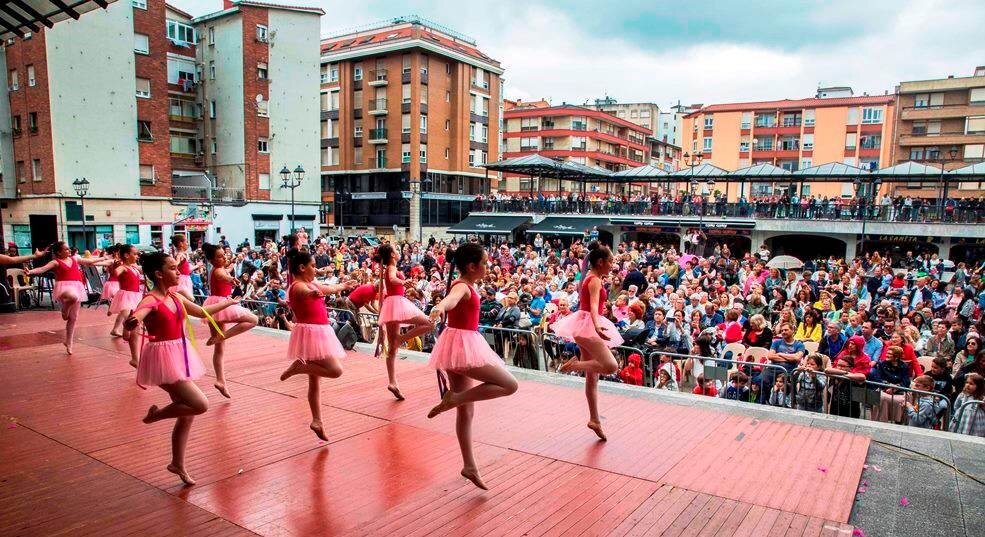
left=171, top=0, right=985, bottom=108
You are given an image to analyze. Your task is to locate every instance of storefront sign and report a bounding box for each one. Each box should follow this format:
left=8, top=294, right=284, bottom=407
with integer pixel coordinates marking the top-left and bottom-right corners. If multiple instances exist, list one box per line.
left=351, top=192, right=387, bottom=200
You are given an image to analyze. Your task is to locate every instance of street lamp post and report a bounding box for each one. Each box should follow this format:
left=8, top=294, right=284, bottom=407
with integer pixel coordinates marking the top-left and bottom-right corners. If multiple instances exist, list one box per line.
left=72, top=177, right=90, bottom=251
left=280, top=165, right=305, bottom=235
left=939, top=145, right=958, bottom=216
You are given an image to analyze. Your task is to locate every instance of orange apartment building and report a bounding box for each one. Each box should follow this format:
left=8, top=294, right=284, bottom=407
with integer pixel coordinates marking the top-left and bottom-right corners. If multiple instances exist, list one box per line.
left=319, top=16, right=502, bottom=237
left=681, top=89, right=896, bottom=199
left=891, top=66, right=985, bottom=198
left=502, top=101, right=650, bottom=194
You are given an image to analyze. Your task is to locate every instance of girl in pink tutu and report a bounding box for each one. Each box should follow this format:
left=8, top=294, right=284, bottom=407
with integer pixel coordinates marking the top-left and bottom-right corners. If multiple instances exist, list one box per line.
left=109, top=245, right=144, bottom=367
left=201, top=243, right=257, bottom=398
left=555, top=243, right=622, bottom=441
left=99, top=244, right=122, bottom=312
left=126, top=251, right=241, bottom=486
left=28, top=241, right=107, bottom=355
left=426, top=243, right=518, bottom=490
left=170, top=235, right=195, bottom=301
left=375, top=243, right=434, bottom=400
left=278, top=250, right=357, bottom=441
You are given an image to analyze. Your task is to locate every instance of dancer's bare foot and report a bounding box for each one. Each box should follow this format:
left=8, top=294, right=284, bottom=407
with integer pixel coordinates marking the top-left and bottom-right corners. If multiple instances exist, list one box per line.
left=166, top=463, right=196, bottom=486
left=110, top=331, right=123, bottom=338
left=64, top=343, right=73, bottom=356
left=206, top=334, right=222, bottom=346
left=558, top=357, right=578, bottom=373
left=309, top=421, right=329, bottom=441
left=427, top=390, right=456, bottom=419
left=129, top=358, right=138, bottom=369
left=142, top=405, right=159, bottom=424
left=461, top=467, right=488, bottom=490
left=388, top=385, right=405, bottom=401
left=214, top=383, right=231, bottom=398
left=587, top=421, right=607, bottom=441
left=279, top=360, right=303, bottom=381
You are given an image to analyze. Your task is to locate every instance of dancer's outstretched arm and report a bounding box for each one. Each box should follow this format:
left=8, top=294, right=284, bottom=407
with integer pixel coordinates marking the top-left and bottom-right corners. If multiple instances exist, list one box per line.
left=429, top=283, right=469, bottom=324
left=179, top=294, right=240, bottom=319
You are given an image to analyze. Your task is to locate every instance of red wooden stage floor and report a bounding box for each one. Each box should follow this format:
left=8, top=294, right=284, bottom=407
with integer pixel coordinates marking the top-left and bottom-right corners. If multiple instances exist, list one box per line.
left=0, top=310, right=865, bottom=536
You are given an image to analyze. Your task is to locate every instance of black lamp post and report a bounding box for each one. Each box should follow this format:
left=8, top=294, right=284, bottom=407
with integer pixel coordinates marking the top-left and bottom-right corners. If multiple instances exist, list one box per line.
left=72, top=177, right=90, bottom=250
left=281, top=164, right=304, bottom=234
left=939, top=145, right=959, bottom=212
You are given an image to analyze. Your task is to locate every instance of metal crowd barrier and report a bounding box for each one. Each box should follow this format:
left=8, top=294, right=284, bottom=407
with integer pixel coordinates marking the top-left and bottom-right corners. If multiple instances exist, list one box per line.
left=480, top=325, right=545, bottom=370
left=949, top=398, right=985, bottom=433
left=639, top=349, right=793, bottom=397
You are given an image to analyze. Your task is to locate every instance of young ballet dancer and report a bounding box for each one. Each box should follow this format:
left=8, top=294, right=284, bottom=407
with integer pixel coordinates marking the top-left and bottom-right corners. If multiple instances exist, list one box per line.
left=126, top=251, right=241, bottom=486
left=375, top=243, right=434, bottom=400
left=99, top=244, right=122, bottom=311
left=555, top=242, right=622, bottom=440
left=109, top=244, right=144, bottom=367
left=170, top=235, right=195, bottom=301
left=426, top=243, right=518, bottom=490
left=201, top=243, right=258, bottom=398
left=278, top=249, right=357, bottom=441
left=27, top=241, right=108, bottom=355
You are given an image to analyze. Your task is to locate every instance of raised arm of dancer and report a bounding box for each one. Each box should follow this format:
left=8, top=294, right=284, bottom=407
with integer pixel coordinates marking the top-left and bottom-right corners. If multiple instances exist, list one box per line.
left=178, top=293, right=240, bottom=319
left=213, top=266, right=236, bottom=283
left=587, top=277, right=610, bottom=341
left=312, top=279, right=358, bottom=296
left=79, top=255, right=113, bottom=266
left=429, top=282, right=470, bottom=321
left=0, top=249, right=44, bottom=265
left=27, top=259, right=58, bottom=275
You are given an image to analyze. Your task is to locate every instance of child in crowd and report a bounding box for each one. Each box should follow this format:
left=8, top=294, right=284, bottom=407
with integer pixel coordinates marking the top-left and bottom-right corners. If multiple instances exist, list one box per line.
left=692, top=375, right=718, bottom=397
left=724, top=371, right=750, bottom=401
left=905, top=375, right=949, bottom=429
left=928, top=356, right=955, bottom=400
left=794, top=354, right=827, bottom=412
left=748, top=381, right=764, bottom=404
left=619, top=353, right=644, bottom=386
left=949, top=372, right=985, bottom=437
left=768, top=374, right=792, bottom=408
left=656, top=368, right=678, bottom=391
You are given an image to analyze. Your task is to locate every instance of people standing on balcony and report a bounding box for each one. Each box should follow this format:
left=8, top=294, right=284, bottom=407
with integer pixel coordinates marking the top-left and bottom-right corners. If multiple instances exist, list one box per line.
left=425, top=243, right=518, bottom=490
left=128, top=251, right=240, bottom=486
left=201, top=243, right=259, bottom=398
left=555, top=243, right=623, bottom=441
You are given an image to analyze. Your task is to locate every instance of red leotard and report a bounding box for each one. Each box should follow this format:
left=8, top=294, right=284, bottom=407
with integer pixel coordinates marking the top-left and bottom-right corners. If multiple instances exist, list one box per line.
left=579, top=274, right=607, bottom=315
left=446, top=280, right=479, bottom=330
left=290, top=282, right=328, bottom=325
left=143, top=294, right=185, bottom=342
left=348, top=283, right=376, bottom=308
left=107, top=261, right=120, bottom=282
left=384, top=268, right=405, bottom=297
left=53, top=257, right=84, bottom=282
left=118, top=265, right=141, bottom=292
left=209, top=269, right=233, bottom=297
left=177, top=256, right=192, bottom=276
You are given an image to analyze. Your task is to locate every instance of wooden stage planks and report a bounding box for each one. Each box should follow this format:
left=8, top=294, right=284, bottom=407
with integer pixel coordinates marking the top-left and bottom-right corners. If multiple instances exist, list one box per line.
left=0, top=309, right=863, bottom=536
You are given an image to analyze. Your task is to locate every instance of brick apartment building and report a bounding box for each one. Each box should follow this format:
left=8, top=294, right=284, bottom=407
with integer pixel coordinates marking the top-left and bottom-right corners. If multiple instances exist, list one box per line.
left=0, top=0, right=322, bottom=251
left=319, top=16, right=503, bottom=240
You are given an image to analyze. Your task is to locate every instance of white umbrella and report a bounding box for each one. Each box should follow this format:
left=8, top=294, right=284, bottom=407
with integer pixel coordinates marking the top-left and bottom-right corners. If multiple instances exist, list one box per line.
left=766, top=255, right=804, bottom=270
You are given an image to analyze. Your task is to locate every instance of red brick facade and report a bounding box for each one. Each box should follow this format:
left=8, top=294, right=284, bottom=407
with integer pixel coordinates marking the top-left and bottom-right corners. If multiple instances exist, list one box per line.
left=133, top=0, right=174, bottom=197
left=5, top=31, right=56, bottom=195
left=239, top=6, right=270, bottom=201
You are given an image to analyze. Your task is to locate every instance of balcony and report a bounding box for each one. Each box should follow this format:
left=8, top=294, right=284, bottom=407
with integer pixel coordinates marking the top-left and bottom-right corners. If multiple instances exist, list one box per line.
left=368, top=98, right=388, bottom=115
left=369, top=128, right=388, bottom=144
left=368, top=69, right=388, bottom=86
left=420, top=70, right=429, bottom=85
left=520, top=125, right=539, bottom=132
left=471, top=79, right=490, bottom=91
left=401, top=69, right=412, bottom=83
left=172, top=184, right=246, bottom=206
left=519, top=145, right=539, bottom=152
left=571, top=123, right=587, bottom=131
left=899, top=131, right=985, bottom=146
left=900, top=102, right=985, bottom=120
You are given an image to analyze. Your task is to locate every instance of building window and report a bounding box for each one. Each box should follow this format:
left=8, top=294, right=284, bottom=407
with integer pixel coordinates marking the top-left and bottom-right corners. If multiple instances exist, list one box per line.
left=572, top=116, right=587, bottom=131
left=354, top=65, right=363, bottom=81
left=445, top=119, right=450, bottom=131
left=966, top=116, right=985, bottom=135
left=845, top=133, right=857, bottom=150
left=420, top=114, right=427, bottom=134
left=420, top=144, right=427, bottom=163
left=401, top=84, right=411, bottom=104
left=444, top=148, right=449, bottom=159
left=401, top=143, right=411, bottom=163
left=258, top=65, right=268, bottom=80
left=256, top=25, right=268, bottom=43
left=139, top=164, right=155, bottom=185
left=32, top=159, right=42, bottom=182
left=800, top=158, right=812, bottom=170
left=703, top=116, right=713, bottom=129
left=320, top=65, right=328, bottom=84
left=329, top=63, right=338, bottom=82
left=353, top=118, right=362, bottom=137
left=401, top=114, right=411, bottom=134
left=11, top=115, right=21, bottom=134
left=375, top=148, right=386, bottom=168
left=860, top=134, right=881, bottom=149
left=167, top=58, right=196, bottom=84
left=211, top=140, right=217, bottom=154
left=259, top=172, right=270, bottom=190
left=26, top=65, right=36, bottom=86
left=468, top=151, right=474, bottom=167
left=401, top=54, right=411, bottom=74
left=702, top=137, right=712, bottom=151
left=166, top=19, right=196, bottom=46
left=420, top=84, right=427, bottom=105
left=861, top=108, right=883, bottom=124
left=15, top=161, right=24, bottom=183
left=257, top=138, right=269, bottom=153
left=329, top=90, right=339, bottom=110
left=28, top=112, right=38, bottom=132
left=134, top=33, right=149, bottom=54
left=135, top=77, right=151, bottom=98
left=802, top=133, right=814, bottom=150
left=354, top=146, right=363, bottom=165
left=208, top=26, right=215, bottom=45
left=445, top=90, right=450, bottom=102
left=256, top=100, right=268, bottom=117
left=803, top=109, right=815, bottom=127
left=9, top=69, right=18, bottom=91
left=209, top=61, right=216, bottom=80
left=169, top=135, right=197, bottom=155
left=137, top=120, right=152, bottom=141
left=132, top=0, right=147, bottom=8
left=909, top=147, right=925, bottom=160
left=481, top=124, right=488, bottom=142
left=209, top=100, right=216, bottom=118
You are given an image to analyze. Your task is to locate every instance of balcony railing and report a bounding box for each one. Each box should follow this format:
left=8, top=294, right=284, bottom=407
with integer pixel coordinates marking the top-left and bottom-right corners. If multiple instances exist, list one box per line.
left=369, top=98, right=387, bottom=112
left=860, top=140, right=881, bottom=149
left=369, top=128, right=388, bottom=140
left=172, top=185, right=246, bottom=204
left=369, top=69, right=387, bottom=83
left=520, top=125, right=539, bottom=132
left=470, top=199, right=981, bottom=224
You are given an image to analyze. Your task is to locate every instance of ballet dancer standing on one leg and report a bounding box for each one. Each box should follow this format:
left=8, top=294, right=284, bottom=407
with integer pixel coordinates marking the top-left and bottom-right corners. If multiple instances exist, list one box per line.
left=170, top=235, right=196, bottom=302
left=28, top=241, right=109, bottom=355
left=127, top=251, right=240, bottom=486
left=278, top=249, right=357, bottom=441
left=425, top=243, right=518, bottom=490
left=555, top=242, right=622, bottom=441
left=201, top=243, right=257, bottom=398
left=375, top=243, right=434, bottom=400
left=99, top=245, right=122, bottom=314
left=108, top=245, right=144, bottom=367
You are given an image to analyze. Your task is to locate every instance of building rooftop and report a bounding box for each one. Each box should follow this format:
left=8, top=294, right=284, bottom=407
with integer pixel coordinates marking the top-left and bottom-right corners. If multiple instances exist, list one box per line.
left=192, top=1, right=324, bottom=24
left=687, top=94, right=895, bottom=116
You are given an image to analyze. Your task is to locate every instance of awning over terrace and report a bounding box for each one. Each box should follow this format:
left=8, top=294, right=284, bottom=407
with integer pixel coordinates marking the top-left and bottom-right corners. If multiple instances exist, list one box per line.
left=447, top=214, right=531, bottom=235
left=526, top=216, right=609, bottom=236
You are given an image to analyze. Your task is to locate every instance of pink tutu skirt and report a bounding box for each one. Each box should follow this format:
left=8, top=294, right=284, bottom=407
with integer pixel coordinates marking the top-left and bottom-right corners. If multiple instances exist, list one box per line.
left=201, top=295, right=253, bottom=324
left=53, top=280, right=88, bottom=303
left=100, top=280, right=119, bottom=302
left=137, top=338, right=205, bottom=386
left=109, top=289, right=143, bottom=314
left=378, top=295, right=425, bottom=325
left=428, top=327, right=504, bottom=370
left=549, top=310, right=624, bottom=349
left=170, top=275, right=193, bottom=296
left=287, top=322, right=346, bottom=363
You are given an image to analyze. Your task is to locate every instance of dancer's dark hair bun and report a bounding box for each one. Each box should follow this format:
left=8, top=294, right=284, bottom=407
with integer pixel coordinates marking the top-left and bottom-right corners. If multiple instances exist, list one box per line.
left=171, top=234, right=187, bottom=247
left=452, top=243, right=485, bottom=272
left=586, top=240, right=601, bottom=252
left=202, top=243, right=220, bottom=261
left=140, top=251, right=169, bottom=284
left=287, top=248, right=312, bottom=276
left=587, top=243, right=612, bottom=268
left=377, top=243, right=396, bottom=265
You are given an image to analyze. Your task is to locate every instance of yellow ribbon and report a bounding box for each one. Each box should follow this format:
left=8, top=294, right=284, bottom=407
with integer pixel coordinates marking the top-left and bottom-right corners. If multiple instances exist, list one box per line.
left=174, top=294, right=226, bottom=351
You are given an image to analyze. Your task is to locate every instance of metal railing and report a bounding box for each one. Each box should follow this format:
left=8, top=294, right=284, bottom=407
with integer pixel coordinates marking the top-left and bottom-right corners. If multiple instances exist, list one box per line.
left=949, top=398, right=985, bottom=434
left=470, top=199, right=984, bottom=224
